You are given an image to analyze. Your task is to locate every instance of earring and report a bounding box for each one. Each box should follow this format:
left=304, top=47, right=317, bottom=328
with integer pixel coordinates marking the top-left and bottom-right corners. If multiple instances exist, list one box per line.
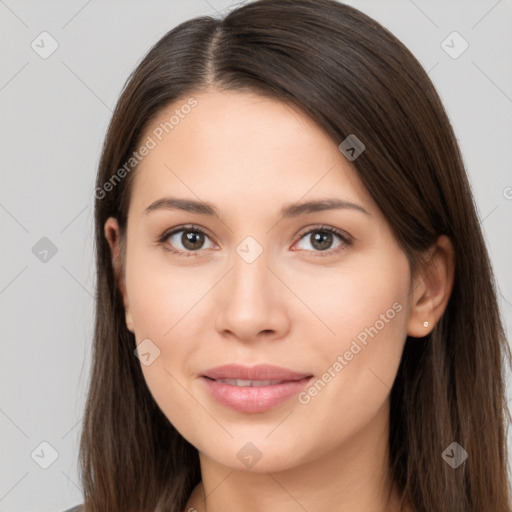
left=423, top=321, right=429, bottom=328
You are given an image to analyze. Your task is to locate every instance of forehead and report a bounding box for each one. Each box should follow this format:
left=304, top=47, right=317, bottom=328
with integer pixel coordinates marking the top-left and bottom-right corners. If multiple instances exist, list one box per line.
left=128, top=89, right=374, bottom=217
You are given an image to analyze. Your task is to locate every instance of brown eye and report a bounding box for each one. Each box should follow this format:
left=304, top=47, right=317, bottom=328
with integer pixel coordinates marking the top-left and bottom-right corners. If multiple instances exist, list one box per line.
left=179, top=230, right=206, bottom=251
left=309, top=231, right=335, bottom=251
left=160, top=225, right=215, bottom=257
left=294, top=226, right=351, bottom=256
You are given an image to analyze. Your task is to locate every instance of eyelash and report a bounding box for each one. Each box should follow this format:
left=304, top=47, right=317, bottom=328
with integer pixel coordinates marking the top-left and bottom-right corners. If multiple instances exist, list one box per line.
left=157, top=224, right=352, bottom=258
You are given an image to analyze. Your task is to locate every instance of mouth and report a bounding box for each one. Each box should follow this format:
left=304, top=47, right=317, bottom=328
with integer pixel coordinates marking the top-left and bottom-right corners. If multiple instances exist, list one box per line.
left=200, top=374, right=314, bottom=413
left=203, top=377, right=302, bottom=387
left=201, top=363, right=312, bottom=382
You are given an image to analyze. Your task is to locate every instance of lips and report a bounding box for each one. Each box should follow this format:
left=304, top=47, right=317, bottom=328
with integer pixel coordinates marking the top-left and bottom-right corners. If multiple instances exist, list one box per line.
left=199, top=364, right=314, bottom=413
left=201, top=363, right=312, bottom=382
left=214, top=379, right=285, bottom=387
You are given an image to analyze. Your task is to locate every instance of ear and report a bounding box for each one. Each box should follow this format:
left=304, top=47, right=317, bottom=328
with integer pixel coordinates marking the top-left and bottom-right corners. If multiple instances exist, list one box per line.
left=407, top=235, right=455, bottom=338
left=104, top=216, right=134, bottom=333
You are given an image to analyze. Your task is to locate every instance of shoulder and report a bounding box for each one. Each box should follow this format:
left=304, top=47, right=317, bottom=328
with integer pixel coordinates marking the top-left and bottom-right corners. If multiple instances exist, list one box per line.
left=62, top=506, right=83, bottom=512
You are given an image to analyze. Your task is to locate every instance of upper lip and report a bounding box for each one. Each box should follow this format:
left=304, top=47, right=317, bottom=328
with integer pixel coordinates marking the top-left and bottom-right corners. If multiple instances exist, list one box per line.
left=201, top=364, right=312, bottom=381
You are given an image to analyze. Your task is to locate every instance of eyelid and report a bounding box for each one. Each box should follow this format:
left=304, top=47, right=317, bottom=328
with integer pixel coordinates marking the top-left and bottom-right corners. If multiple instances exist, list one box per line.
left=295, top=224, right=352, bottom=242
left=158, top=223, right=213, bottom=242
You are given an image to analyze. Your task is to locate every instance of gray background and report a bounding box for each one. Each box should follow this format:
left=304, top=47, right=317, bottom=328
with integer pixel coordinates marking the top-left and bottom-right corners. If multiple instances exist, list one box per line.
left=0, top=0, right=511, bottom=510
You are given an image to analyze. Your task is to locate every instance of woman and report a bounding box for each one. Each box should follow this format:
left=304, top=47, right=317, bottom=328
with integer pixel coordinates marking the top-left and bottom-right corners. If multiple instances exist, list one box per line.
left=69, top=0, right=512, bottom=510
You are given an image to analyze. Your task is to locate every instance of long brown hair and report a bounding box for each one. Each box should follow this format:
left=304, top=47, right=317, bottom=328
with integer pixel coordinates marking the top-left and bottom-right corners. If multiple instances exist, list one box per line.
left=79, top=1, right=512, bottom=510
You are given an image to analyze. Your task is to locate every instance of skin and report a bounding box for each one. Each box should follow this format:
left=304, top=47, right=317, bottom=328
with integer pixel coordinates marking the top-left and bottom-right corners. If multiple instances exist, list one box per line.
left=104, top=89, right=454, bottom=512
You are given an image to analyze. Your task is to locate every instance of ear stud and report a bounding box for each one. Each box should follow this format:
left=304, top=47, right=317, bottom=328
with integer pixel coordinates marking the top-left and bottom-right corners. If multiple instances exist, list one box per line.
left=424, top=321, right=429, bottom=328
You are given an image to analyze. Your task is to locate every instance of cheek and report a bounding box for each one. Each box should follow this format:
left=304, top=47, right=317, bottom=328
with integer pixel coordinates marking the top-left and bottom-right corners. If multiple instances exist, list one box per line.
left=291, top=252, right=410, bottom=440
left=125, top=250, right=213, bottom=439
left=125, top=242, right=211, bottom=336
left=289, top=248, right=410, bottom=350
left=127, top=261, right=209, bottom=379
left=297, top=312, right=406, bottom=462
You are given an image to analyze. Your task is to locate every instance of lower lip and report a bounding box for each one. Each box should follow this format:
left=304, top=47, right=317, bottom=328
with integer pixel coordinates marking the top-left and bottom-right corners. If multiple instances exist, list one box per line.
left=200, top=376, right=313, bottom=413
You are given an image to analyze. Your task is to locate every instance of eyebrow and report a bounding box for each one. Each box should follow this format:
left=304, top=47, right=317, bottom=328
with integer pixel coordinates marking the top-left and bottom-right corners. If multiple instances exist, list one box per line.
left=144, top=197, right=371, bottom=218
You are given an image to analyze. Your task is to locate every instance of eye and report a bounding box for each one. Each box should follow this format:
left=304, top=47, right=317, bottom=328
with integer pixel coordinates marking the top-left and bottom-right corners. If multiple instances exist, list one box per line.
left=293, top=225, right=352, bottom=256
left=158, top=225, right=215, bottom=257
left=158, top=224, right=352, bottom=258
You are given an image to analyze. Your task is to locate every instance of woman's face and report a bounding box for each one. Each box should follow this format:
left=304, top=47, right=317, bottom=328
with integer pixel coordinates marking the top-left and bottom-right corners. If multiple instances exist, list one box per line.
left=107, top=89, right=416, bottom=472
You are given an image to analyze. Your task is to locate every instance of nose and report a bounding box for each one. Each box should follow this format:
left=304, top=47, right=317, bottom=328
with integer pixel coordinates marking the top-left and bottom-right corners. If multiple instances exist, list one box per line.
left=214, top=246, right=291, bottom=342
